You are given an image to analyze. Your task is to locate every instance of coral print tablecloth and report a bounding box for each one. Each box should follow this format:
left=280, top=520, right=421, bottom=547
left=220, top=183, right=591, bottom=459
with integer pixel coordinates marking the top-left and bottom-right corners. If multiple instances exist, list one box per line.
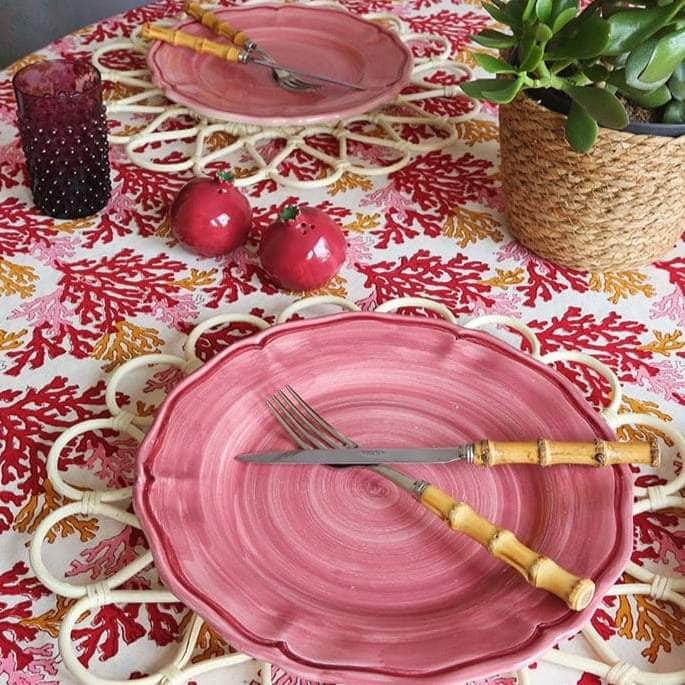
left=0, top=0, right=683, bottom=684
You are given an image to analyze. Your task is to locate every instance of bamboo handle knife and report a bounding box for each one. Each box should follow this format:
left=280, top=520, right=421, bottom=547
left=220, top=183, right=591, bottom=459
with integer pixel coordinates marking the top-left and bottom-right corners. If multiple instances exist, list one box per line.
left=239, top=438, right=661, bottom=467
left=473, top=438, right=659, bottom=467
left=141, top=24, right=243, bottom=62
left=184, top=1, right=253, bottom=48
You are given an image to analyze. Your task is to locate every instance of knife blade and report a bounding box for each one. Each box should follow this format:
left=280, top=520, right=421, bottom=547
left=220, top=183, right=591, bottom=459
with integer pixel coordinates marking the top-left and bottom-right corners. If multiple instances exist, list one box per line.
left=237, top=446, right=472, bottom=465
left=237, top=439, right=658, bottom=467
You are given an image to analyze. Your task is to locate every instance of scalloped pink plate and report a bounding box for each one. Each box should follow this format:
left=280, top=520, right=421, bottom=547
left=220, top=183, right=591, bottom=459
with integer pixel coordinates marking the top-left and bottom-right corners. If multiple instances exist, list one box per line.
left=135, top=313, right=633, bottom=684
left=146, top=5, right=413, bottom=126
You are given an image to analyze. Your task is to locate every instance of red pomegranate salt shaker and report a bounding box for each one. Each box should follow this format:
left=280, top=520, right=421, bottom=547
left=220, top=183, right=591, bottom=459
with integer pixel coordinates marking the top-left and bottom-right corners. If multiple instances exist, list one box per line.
left=170, top=170, right=251, bottom=257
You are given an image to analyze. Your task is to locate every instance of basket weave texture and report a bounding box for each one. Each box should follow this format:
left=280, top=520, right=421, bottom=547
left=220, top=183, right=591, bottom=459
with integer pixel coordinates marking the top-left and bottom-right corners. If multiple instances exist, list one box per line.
left=499, top=95, right=685, bottom=271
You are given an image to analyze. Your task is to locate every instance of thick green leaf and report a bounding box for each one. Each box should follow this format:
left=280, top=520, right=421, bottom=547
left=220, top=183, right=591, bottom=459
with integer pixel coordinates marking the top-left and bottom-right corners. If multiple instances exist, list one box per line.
left=608, top=69, right=673, bottom=107
left=625, top=38, right=662, bottom=89
left=472, top=29, right=517, bottom=49
left=639, top=28, right=685, bottom=84
left=606, top=67, right=636, bottom=90
left=520, top=43, right=545, bottom=70
left=625, top=84, right=673, bottom=107
left=546, top=13, right=611, bottom=59
left=483, top=2, right=509, bottom=24
left=612, top=52, right=630, bottom=68
left=551, top=7, right=577, bottom=33
left=482, top=2, right=511, bottom=24
left=624, top=32, right=685, bottom=91
left=536, top=0, right=553, bottom=23
left=461, top=76, right=525, bottom=103
left=668, top=62, right=685, bottom=99
left=565, top=100, right=598, bottom=152
left=583, top=64, right=611, bottom=82
left=604, top=1, right=685, bottom=56
left=522, top=0, right=538, bottom=23
left=482, top=75, right=526, bottom=103
left=505, top=0, right=526, bottom=32
left=536, top=23, right=554, bottom=42
left=562, top=84, right=630, bottom=128
left=481, top=0, right=532, bottom=31
left=663, top=99, right=685, bottom=121
left=474, top=53, right=518, bottom=74
left=550, top=0, right=577, bottom=16
left=518, top=31, right=536, bottom=68
left=460, top=80, right=487, bottom=99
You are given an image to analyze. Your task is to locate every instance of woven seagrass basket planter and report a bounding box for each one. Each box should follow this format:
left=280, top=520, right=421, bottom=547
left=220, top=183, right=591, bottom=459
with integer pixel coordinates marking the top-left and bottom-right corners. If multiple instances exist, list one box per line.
left=499, top=96, right=685, bottom=271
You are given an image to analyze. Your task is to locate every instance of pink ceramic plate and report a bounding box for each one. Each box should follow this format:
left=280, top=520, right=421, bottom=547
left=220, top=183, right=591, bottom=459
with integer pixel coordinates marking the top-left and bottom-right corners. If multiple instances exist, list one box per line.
left=146, top=5, right=413, bottom=126
left=135, top=314, right=633, bottom=684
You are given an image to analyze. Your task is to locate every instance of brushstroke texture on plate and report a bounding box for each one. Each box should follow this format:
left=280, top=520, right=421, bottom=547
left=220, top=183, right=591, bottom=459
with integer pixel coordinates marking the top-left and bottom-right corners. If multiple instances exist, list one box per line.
left=146, top=4, right=413, bottom=125
left=134, top=313, right=633, bottom=684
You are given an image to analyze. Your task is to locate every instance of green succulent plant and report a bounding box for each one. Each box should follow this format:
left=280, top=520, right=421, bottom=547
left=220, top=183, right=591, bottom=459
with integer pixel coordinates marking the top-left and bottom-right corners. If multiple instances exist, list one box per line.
left=462, top=0, right=685, bottom=152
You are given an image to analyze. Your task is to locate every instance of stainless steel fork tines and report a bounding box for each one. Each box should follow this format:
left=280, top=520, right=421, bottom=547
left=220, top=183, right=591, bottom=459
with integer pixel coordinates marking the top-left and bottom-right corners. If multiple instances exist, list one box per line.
left=266, top=386, right=416, bottom=490
left=267, top=386, right=355, bottom=450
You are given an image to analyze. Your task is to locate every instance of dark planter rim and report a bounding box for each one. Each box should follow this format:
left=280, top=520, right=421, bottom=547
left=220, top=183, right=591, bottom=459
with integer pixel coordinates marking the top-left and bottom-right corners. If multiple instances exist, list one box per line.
left=528, top=88, right=685, bottom=138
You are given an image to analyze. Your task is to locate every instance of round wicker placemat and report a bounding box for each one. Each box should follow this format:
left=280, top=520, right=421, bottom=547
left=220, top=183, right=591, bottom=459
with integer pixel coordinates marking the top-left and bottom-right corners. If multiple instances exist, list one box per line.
left=28, top=295, right=685, bottom=685
left=93, top=1, right=478, bottom=188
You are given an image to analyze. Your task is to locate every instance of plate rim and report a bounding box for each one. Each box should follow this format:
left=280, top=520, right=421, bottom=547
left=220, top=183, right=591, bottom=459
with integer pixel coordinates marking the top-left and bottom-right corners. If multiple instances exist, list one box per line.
left=134, top=312, right=633, bottom=683
left=146, top=4, right=414, bottom=126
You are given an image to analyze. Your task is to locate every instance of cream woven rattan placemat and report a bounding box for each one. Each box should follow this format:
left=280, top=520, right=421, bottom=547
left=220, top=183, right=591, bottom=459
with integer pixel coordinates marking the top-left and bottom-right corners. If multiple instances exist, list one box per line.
left=92, top=1, right=478, bottom=188
left=28, top=296, right=685, bottom=685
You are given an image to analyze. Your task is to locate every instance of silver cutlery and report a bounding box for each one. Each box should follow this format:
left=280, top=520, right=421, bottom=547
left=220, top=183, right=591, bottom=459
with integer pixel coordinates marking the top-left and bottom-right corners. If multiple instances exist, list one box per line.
left=238, top=386, right=598, bottom=611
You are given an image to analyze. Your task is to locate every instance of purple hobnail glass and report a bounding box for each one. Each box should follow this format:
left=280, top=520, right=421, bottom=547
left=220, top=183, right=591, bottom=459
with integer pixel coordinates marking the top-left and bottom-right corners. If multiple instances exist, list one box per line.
left=13, top=60, right=111, bottom=219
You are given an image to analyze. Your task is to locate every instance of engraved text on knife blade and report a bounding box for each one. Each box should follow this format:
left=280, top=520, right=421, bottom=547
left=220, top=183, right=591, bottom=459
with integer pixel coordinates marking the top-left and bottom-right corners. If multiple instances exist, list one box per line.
left=238, top=446, right=473, bottom=464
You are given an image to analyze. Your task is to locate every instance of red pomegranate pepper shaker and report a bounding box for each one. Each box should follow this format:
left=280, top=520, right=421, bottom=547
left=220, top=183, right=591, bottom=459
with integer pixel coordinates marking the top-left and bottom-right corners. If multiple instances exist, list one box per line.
left=259, top=205, right=347, bottom=290
left=170, top=170, right=252, bottom=257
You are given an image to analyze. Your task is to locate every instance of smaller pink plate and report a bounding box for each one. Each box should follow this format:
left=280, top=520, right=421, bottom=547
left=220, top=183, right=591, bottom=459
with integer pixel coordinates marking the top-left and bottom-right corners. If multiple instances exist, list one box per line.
left=146, top=5, right=413, bottom=126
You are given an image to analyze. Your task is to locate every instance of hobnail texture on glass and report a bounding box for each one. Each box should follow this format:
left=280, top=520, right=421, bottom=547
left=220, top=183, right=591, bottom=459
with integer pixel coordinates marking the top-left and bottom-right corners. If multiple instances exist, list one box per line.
left=13, top=59, right=111, bottom=219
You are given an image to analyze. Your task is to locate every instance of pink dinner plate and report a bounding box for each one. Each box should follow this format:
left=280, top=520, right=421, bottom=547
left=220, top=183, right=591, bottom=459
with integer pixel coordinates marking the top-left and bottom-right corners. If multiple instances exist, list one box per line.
left=134, top=313, right=633, bottom=684
left=146, top=5, right=413, bottom=126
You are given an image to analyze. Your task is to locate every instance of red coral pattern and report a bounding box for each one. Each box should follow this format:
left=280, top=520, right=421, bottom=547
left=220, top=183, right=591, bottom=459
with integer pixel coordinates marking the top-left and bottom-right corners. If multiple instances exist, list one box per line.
left=0, top=0, right=683, bottom=683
